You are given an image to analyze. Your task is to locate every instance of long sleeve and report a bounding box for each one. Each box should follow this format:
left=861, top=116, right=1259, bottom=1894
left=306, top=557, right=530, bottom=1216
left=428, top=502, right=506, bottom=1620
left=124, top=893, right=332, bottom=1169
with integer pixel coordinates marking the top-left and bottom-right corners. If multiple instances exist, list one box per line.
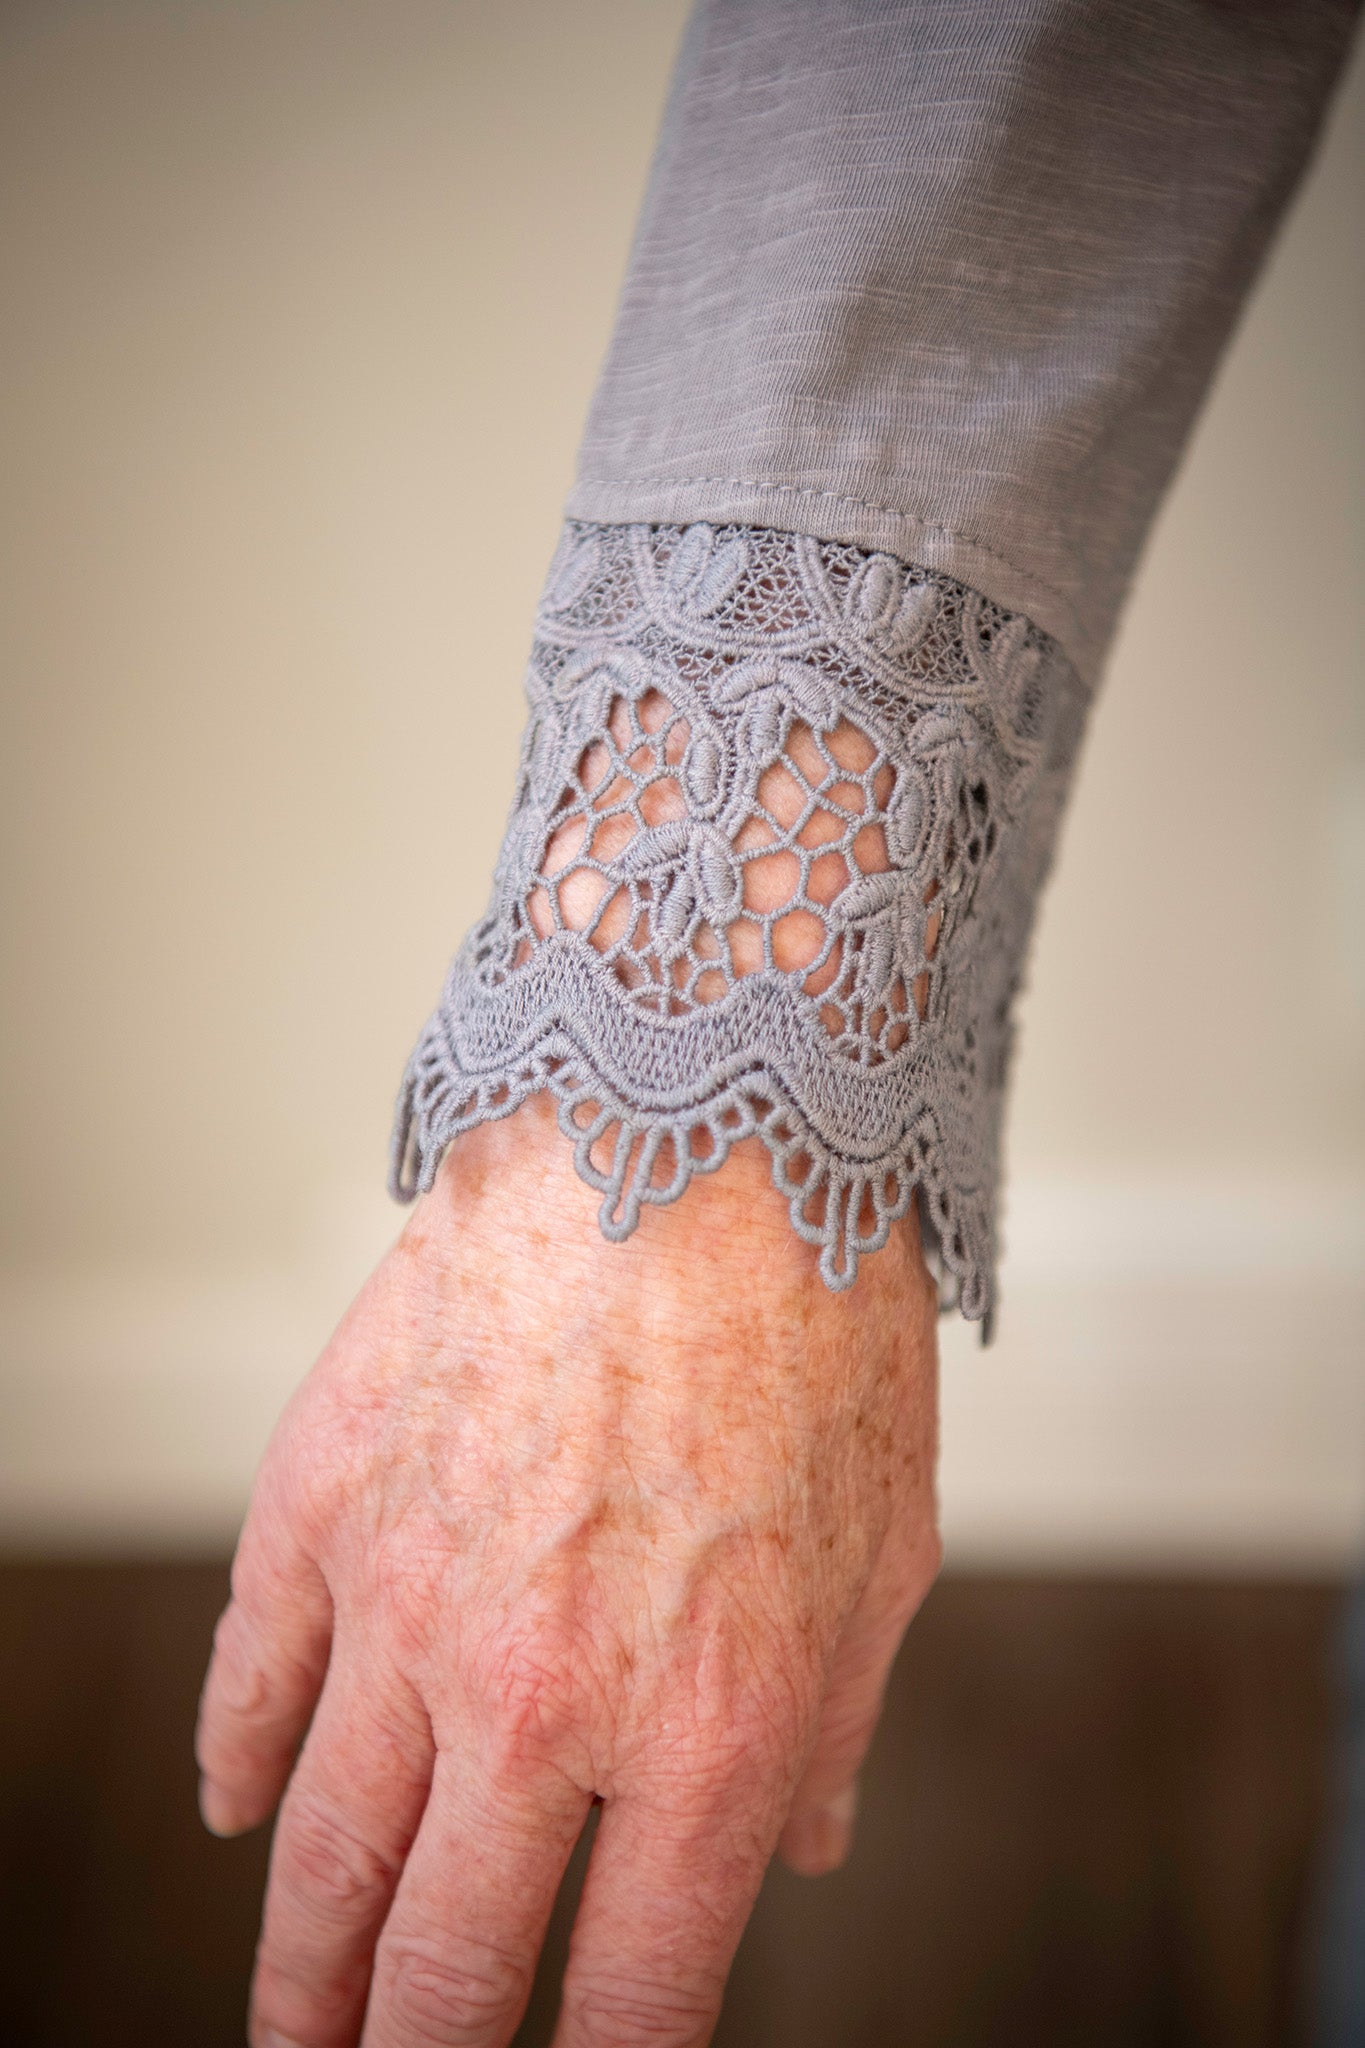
left=392, top=0, right=1356, bottom=1328
left=567, top=0, right=1356, bottom=688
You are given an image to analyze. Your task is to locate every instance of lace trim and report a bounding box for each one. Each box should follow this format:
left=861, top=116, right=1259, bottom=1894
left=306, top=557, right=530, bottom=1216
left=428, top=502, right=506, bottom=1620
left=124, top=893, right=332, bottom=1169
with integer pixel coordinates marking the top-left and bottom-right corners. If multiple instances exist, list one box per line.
left=392, top=522, right=1088, bottom=1320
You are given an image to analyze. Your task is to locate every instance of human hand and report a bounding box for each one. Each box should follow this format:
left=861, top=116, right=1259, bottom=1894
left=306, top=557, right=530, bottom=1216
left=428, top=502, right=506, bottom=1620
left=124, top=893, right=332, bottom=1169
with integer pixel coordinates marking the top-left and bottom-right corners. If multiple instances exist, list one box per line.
left=196, top=1091, right=941, bottom=2047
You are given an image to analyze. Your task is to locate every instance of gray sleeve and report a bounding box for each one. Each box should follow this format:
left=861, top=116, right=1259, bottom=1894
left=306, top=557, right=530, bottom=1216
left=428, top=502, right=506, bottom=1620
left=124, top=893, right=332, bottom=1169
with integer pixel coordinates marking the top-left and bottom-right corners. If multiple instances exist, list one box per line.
left=392, top=2, right=1356, bottom=1328
left=566, top=0, right=1357, bottom=685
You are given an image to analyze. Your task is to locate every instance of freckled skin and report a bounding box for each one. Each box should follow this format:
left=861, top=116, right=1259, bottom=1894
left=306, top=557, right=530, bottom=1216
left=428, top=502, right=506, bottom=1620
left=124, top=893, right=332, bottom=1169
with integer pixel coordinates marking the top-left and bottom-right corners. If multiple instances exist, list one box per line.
left=197, top=1092, right=941, bottom=2048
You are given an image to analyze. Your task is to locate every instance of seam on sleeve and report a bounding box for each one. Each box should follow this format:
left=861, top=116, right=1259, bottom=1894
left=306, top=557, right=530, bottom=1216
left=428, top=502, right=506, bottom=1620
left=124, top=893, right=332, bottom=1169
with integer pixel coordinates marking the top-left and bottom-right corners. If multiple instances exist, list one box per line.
left=570, top=473, right=1085, bottom=652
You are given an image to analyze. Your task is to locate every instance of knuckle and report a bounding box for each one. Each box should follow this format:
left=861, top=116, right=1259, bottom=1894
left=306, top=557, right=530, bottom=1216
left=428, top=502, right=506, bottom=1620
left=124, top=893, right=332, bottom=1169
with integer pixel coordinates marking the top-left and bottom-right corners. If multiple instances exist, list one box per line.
left=674, top=1727, right=777, bottom=1812
left=275, top=1792, right=399, bottom=1917
left=712, top=1672, right=810, bottom=1776
left=197, top=1645, right=280, bottom=1785
left=230, top=1506, right=302, bottom=1606
left=565, top=1973, right=718, bottom=2046
left=475, top=1625, right=588, bottom=1755
left=228, top=1532, right=330, bottom=1662
left=374, top=1933, right=527, bottom=2043
left=376, top=1557, right=445, bottom=1661
left=244, top=1420, right=353, bottom=1553
left=250, top=1961, right=354, bottom=2048
left=196, top=1612, right=322, bottom=1784
left=634, top=1672, right=813, bottom=1819
left=205, top=1608, right=272, bottom=1721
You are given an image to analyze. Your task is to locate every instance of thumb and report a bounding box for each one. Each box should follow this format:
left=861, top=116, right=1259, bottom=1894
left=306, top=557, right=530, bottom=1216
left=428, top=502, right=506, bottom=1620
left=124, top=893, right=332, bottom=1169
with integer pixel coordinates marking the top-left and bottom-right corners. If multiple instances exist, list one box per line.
left=777, top=1520, right=941, bottom=1877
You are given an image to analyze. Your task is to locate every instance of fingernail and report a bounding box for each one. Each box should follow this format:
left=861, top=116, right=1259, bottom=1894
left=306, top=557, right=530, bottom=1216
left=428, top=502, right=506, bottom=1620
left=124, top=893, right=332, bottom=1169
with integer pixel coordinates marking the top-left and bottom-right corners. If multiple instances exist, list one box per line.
left=198, top=1778, right=244, bottom=1837
left=825, top=1783, right=858, bottom=1828
left=786, top=1784, right=858, bottom=1875
left=816, top=1783, right=858, bottom=1863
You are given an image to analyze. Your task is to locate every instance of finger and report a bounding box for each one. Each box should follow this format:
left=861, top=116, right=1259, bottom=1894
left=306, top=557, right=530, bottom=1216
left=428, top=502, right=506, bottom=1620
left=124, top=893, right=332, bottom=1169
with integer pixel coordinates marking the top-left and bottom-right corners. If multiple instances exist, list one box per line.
left=196, top=1515, right=333, bottom=1836
left=552, top=1753, right=793, bottom=2048
left=249, top=1652, right=435, bottom=2048
left=777, top=1519, right=941, bottom=1877
left=361, top=1746, right=591, bottom=2048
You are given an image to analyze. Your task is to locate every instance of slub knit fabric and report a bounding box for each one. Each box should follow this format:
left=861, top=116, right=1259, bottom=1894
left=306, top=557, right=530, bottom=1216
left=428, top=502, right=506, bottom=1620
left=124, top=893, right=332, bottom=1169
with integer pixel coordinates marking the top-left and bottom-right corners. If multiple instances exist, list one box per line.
left=568, top=0, right=1358, bottom=686
left=393, top=0, right=1357, bottom=1321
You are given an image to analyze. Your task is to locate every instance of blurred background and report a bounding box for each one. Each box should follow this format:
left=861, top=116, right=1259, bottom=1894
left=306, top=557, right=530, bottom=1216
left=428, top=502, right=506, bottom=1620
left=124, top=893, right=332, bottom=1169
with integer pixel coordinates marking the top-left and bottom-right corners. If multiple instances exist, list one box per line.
left=1, top=2, right=1362, bottom=2042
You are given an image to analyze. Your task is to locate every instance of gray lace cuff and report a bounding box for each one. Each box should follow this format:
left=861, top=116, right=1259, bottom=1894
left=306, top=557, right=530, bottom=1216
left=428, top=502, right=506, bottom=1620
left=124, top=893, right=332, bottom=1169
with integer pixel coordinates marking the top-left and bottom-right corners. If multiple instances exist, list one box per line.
left=391, top=522, right=1089, bottom=1324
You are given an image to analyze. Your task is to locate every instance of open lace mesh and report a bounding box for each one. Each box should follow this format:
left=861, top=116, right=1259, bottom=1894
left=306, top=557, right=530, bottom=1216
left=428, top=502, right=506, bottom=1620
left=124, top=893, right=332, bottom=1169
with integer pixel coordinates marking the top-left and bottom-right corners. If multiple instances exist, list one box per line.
left=392, top=522, right=1089, bottom=1322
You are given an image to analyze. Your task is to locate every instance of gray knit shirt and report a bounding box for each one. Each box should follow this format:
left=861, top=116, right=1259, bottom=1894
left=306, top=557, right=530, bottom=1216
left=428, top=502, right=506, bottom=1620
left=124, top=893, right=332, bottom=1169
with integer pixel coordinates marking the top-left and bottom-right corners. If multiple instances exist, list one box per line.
left=392, top=0, right=1357, bottom=1326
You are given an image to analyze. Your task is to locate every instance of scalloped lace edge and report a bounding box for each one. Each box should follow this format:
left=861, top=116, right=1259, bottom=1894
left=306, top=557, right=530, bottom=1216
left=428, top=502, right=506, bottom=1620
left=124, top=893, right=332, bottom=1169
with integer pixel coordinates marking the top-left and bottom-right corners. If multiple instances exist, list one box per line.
left=390, top=1016, right=994, bottom=1327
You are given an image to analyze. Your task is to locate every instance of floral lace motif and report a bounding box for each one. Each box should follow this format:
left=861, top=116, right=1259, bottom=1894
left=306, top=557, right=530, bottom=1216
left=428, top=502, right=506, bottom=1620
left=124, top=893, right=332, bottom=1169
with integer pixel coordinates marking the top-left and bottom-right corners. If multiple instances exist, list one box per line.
left=392, top=523, right=1088, bottom=1321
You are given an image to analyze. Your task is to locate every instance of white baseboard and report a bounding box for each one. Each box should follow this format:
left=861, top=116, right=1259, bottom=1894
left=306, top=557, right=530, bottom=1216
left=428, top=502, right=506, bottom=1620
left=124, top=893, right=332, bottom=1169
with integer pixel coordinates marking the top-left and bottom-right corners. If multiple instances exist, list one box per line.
left=938, top=1175, right=1365, bottom=1574
left=2, top=1176, right=1362, bottom=1573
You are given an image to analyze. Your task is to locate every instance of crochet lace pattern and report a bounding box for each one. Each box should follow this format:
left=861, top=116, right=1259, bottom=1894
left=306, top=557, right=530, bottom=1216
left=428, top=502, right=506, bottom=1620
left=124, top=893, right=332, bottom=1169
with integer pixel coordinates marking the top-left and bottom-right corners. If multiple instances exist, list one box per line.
left=392, top=522, right=1089, bottom=1322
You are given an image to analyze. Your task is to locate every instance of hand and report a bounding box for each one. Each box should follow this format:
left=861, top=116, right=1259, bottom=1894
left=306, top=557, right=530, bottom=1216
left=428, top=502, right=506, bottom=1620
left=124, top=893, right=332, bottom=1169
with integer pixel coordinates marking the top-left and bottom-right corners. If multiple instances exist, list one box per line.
left=196, top=1091, right=941, bottom=2048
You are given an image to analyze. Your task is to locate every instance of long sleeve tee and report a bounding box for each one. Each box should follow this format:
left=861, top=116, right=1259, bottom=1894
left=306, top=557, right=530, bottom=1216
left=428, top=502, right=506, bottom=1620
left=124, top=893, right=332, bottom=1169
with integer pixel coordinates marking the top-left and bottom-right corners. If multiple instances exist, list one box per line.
left=393, top=0, right=1358, bottom=1328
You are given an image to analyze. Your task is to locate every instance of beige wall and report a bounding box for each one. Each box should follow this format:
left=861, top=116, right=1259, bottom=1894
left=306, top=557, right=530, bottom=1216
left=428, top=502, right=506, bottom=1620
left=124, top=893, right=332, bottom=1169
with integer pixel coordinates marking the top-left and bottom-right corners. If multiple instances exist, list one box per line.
left=2, top=3, right=1362, bottom=1561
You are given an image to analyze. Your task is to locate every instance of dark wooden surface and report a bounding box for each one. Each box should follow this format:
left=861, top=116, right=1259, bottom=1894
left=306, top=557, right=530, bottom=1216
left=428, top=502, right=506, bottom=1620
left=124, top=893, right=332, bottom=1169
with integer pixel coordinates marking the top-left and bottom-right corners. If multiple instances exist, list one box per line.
left=0, top=1564, right=1341, bottom=2047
